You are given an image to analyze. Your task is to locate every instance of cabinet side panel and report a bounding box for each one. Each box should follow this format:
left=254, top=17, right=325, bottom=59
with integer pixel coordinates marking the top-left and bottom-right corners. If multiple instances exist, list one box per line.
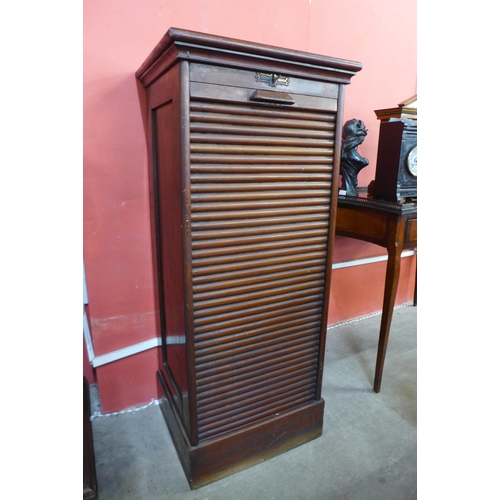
left=152, top=97, right=190, bottom=429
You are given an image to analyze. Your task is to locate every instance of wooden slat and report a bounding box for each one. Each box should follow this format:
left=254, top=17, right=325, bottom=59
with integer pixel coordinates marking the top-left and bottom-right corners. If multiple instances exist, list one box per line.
left=198, top=373, right=317, bottom=416
left=190, top=172, right=333, bottom=183
left=190, top=133, right=334, bottom=147
left=193, top=275, right=324, bottom=309
left=190, top=153, right=332, bottom=164
left=190, top=111, right=334, bottom=130
left=195, top=319, right=321, bottom=357
left=194, top=294, right=323, bottom=331
left=197, top=357, right=317, bottom=399
left=198, top=390, right=315, bottom=440
left=192, top=258, right=325, bottom=287
left=195, top=320, right=321, bottom=353
left=192, top=215, right=328, bottom=233
left=190, top=100, right=337, bottom=121
left=198, top=368, right=317, bottom=408
left=196, top=342, right=320, bottom=383
left=198, top=386, right=317, bottom=428
left=193, top=307, right=323, bottom=343
left=196, top=350, right=319, bottom=389
left=191, top=144, right=333, bottom=156
left=190, top=121, right=333, bottom=139
left=190, top=101, right=335, bottom=124
left=192, top=235, right=327, bottom=259
left=191, top=192, right=331, bottom=205
left=191, top=181, right=331, bottom=192
left=195, top=304, right=321, bottom=342
left=193, top=250, right=326, bottom=277
left=195, top=344, right=319, bottom=382
left=192, top=229, right=328, bottom=251
left=195, top=325, right=320, bottom=362
left=193, top=266, right=325, bottom=294
left=198, top=381, right=317, bottom=425
left=191, top=164, right=333, bottom=174
left=198, top=351, right=317, bottom=389
left=191, top=198, right=331, bottom=212
left=194, top=294, right=323, bottom=334
left=198, top=372, right=315, bottom=413
left=193, top=300, right=322, bottom=335
left=192, top=220, right=328, bottom=241
left=191, top=206, right=330, bottom=222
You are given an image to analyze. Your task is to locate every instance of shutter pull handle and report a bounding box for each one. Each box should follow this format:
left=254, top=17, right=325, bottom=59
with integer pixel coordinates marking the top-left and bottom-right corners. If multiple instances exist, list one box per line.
left=249, top=90, right=295, bottom=105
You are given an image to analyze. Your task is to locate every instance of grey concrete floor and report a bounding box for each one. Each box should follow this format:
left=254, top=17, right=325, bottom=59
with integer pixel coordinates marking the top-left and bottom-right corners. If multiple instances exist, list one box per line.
left=90, top=305, right=417, bottom=500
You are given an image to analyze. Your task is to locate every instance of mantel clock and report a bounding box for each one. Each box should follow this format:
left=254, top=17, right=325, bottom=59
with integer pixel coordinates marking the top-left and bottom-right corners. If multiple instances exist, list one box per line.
left=372, top=96, right=417, bottom=203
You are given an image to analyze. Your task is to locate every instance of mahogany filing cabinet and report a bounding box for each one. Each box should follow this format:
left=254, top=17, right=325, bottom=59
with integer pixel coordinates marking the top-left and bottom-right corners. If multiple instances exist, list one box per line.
left=136, top=28, right=362, bottom=488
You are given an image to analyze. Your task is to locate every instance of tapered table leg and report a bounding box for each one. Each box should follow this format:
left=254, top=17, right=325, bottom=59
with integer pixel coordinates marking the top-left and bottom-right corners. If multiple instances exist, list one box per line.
left=413, top=252, right=417, bottom=306
left=373, top=218, right=405, bottom=393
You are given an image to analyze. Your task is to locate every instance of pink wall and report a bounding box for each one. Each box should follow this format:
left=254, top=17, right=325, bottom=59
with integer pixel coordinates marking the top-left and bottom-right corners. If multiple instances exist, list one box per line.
left=84, top=0, right=416, bottom=412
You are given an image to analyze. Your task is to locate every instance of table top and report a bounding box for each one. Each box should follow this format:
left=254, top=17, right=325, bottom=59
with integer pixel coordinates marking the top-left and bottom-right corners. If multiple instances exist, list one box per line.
left=338, top=194, right=417, bottom=216
left=336, top=192, right=417, bottom=249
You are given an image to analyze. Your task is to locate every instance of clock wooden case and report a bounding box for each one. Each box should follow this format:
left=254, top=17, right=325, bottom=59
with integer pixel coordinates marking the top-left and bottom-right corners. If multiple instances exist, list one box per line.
left=372, top=97, right=417, bottom=202
left=372, top=119, right=417, bottom=202
left=136, top=28, right=361, bottom=489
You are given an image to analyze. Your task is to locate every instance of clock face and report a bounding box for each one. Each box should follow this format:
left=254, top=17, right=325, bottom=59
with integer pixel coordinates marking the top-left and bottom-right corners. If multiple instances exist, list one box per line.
left=406, top=146, right=417, bottom=177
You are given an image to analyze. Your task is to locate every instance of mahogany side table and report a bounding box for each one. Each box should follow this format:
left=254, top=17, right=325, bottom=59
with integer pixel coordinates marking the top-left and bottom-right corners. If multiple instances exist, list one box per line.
left=335, top=195, right=417, bottom=392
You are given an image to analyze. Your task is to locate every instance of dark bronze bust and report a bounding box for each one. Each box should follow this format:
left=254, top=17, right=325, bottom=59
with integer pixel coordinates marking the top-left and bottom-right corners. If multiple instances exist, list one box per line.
left=340, top=119, right=369, bottom=196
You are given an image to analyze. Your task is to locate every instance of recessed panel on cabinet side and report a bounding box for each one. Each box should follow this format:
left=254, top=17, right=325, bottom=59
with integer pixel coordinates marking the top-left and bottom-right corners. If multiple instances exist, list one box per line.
left=152, top=95, right=191, bottom=430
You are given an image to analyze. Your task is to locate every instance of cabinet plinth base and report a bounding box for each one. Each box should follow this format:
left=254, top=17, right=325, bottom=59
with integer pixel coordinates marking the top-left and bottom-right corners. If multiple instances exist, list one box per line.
left=157, top=370, right=324, bottom=489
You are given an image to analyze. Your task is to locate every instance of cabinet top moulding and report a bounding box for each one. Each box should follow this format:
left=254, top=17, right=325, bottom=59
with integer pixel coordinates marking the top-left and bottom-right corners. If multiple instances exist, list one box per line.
left=136, top=27, right=363, bottom=88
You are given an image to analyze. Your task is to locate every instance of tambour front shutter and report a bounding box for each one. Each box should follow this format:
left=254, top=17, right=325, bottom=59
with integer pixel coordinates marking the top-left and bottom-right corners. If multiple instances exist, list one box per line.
left=189, top=98, right=337, bottom=440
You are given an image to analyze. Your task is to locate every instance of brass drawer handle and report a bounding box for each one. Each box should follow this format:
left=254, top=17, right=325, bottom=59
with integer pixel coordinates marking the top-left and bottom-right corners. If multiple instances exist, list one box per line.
left=255, top=72, right=290, bottom=87
left=250, top=90, right=295, bottom=105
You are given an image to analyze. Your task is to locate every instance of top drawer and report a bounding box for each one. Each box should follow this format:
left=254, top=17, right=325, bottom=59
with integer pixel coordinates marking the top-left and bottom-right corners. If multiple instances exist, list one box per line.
left=190, top=63, right=339, bottom=112
left=190, top=63, right=339, bottom=99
